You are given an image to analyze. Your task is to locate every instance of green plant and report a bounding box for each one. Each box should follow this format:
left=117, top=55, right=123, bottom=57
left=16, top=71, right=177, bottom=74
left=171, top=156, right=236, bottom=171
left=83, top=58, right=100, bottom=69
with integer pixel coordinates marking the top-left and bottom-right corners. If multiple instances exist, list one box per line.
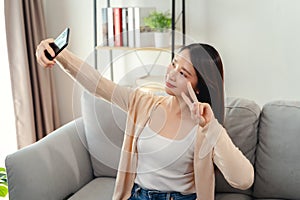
left=0, top=167, right=8, bottom=198
left=144, top=11, right=172, bottom=32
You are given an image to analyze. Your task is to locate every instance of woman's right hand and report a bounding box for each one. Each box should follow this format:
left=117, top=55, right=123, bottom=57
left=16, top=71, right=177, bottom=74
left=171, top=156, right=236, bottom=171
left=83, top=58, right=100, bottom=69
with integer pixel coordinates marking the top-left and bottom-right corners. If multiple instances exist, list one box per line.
left=35, top=38, right=56, bottom=68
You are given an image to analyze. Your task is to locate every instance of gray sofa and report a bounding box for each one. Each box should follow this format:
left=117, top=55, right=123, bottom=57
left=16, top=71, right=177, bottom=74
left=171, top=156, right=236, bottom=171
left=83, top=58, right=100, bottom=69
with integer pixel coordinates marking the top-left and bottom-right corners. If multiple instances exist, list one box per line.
left=5, top=91, right=300, bottom=200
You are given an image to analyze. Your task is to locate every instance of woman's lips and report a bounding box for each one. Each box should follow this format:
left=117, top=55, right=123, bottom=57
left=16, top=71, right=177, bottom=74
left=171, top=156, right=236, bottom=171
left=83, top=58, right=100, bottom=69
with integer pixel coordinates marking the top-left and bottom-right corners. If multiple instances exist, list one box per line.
left=166, top=81, right=176, bottom=88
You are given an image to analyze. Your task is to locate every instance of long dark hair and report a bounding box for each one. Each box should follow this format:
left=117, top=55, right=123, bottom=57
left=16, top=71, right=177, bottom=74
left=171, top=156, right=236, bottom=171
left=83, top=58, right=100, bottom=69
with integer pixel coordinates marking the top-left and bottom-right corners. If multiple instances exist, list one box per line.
left=180, top=43, right=225, bottom=124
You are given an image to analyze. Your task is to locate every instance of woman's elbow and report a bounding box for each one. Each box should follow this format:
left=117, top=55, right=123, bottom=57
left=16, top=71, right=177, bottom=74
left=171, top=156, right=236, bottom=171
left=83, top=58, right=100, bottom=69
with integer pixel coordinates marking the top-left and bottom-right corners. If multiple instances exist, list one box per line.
left=228, top=164, right=254, bottom=190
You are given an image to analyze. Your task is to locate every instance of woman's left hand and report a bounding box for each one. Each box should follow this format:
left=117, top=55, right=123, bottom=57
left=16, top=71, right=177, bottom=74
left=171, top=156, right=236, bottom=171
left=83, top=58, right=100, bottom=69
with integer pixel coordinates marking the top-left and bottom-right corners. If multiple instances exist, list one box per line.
left=181, top=82, right=215, bottom=127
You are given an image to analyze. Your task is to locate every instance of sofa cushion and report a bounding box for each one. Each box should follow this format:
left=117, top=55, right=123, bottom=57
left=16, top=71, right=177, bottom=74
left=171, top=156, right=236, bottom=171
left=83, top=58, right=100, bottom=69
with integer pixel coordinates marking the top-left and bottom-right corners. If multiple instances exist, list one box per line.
left=215, top=97, right=260, bottom=194
left=68, top=177, right=115, bottom=200
left=253, top=101, right=300, bottom=199
left=81, top=91, right=126, bottom=177
left=215, top=193, right=253, bottom=200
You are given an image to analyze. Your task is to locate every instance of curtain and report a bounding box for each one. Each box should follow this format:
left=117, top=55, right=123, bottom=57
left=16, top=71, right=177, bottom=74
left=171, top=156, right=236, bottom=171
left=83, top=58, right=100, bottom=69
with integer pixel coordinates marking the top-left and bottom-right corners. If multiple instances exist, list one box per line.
left=4, top=0, right=60, bottom=149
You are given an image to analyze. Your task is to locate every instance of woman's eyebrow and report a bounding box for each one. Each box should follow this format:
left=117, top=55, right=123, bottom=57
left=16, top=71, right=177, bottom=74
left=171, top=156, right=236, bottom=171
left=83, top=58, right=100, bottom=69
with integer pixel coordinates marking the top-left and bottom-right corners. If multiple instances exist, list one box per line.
left=181, top=66, right=192, bottom=76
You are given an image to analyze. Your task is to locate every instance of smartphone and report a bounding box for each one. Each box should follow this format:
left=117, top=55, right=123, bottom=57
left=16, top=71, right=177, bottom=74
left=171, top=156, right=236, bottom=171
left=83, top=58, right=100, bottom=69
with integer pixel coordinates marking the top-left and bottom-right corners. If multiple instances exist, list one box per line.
left=44, top=28, right=70, bottom=60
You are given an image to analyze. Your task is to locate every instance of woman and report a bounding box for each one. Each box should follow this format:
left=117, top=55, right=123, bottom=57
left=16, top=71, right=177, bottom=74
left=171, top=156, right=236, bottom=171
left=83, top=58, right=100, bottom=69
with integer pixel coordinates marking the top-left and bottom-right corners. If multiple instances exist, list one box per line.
left=36, top=40, right=254, bottom=200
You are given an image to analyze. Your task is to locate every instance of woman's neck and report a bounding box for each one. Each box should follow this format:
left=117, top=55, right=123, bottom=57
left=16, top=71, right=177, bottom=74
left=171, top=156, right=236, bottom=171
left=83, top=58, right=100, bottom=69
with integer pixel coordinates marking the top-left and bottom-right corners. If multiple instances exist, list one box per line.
left=167, top=96, right=191, bottom=118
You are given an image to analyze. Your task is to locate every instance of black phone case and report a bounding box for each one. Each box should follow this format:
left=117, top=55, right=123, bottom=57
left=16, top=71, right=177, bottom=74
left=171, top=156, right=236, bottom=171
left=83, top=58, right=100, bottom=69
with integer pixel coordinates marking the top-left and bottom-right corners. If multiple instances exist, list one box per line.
left=44, top=28, right=70, bottom=60
left=44, top=43, right=60, bottom=60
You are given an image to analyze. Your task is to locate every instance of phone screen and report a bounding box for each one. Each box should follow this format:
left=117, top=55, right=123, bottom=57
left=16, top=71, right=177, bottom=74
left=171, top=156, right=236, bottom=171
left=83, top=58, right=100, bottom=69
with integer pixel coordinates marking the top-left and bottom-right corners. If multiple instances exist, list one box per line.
left=54, top=28, right=70, bottom=49
left=44, top=28, right=70, bottom=60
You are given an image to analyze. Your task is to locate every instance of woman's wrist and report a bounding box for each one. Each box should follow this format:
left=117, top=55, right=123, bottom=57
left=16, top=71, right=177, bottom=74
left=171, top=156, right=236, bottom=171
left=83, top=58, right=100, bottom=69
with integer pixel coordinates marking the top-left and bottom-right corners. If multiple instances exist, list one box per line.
left=55, top=49, right=81, bottom=77
left=55, top=49, right=69, bottom=67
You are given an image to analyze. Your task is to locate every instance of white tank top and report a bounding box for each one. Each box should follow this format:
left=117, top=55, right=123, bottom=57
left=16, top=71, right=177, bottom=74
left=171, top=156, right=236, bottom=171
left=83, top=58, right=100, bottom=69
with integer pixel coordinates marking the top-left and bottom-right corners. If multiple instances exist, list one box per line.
left=135, top=124, right=197, bottom=194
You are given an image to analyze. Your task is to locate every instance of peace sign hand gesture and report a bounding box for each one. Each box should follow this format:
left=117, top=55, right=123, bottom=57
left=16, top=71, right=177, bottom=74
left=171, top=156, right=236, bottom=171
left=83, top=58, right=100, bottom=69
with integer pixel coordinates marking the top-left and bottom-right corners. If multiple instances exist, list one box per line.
left=181, top=82, right=215, bottom=127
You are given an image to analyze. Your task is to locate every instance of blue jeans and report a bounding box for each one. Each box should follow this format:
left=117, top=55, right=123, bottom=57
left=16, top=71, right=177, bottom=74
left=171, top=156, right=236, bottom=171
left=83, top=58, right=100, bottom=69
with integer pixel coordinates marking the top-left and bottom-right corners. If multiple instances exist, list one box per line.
left=128, top=183, right=197, bottom=200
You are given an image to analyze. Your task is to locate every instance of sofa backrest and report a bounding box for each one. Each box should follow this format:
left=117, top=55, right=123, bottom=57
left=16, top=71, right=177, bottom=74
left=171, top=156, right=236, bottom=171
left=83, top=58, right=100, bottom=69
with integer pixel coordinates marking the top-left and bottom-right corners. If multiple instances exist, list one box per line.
left=253, top=101, right=300, bottom=199
left=81, top=91, right=126, bottom=177
left=82, top=91, right=262, bottom=183
left=81, top=92, right=300, bottom=198
left=215, top=97, right=260, bottom=195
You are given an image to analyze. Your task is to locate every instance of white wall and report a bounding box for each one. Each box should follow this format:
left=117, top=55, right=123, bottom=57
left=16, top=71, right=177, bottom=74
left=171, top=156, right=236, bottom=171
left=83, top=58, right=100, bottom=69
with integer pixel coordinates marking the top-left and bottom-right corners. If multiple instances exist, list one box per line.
left=43, top=0, right=170, bottom=125
left=43, top=0, right=300, bottom=125
left=188, top=0, right=300, bottom=106
left=43, top=0, right=94, bottom=125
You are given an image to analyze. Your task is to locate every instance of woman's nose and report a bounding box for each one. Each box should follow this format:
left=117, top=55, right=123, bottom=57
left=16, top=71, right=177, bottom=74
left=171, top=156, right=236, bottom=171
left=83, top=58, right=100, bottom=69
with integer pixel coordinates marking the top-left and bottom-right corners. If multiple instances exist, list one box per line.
left=167, top=62, right=179, bottom=79
left=168, top=68, right=177, bottom=80
left=167, top=69, right=177, bottom=81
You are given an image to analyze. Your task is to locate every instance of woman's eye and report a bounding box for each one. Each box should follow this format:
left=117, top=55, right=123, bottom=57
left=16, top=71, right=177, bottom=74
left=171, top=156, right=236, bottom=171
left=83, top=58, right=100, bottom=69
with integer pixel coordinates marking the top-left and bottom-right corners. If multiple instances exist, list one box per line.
left=171, top=61, right=175, bottom=67
left=180, top=71, right=187, bottom=78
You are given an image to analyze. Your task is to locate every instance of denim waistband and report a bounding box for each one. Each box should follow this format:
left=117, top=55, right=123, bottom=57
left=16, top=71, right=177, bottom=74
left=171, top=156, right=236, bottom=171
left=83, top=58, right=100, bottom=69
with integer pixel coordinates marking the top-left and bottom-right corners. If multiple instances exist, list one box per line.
left=130, top=183, right=196, bottom=200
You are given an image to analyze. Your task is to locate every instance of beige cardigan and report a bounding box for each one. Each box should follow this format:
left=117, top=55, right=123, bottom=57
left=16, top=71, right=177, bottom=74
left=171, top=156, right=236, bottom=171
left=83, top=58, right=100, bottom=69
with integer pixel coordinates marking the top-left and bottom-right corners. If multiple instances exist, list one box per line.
left=57, top=50, right=254, bottom=200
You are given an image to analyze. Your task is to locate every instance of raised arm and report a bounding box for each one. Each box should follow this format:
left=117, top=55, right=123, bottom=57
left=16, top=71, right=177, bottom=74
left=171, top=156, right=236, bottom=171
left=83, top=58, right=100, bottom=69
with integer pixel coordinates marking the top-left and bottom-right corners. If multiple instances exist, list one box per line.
left=56, top=48, right=117, bottom=102
left=213, top=123, right=254, bottom=190
left=36, top=39, right=133, bottom=111
left=181, top=82, right=254, bottom=190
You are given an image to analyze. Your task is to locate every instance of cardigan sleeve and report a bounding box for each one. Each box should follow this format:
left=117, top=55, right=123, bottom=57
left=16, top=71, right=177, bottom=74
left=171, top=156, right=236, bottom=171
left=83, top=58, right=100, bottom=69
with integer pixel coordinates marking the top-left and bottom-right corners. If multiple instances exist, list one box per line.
left=213, top=127, right=254, bottom=190
left=56, top=49, right=134, bottom=111
left=198, top=119, right=254, bottom=190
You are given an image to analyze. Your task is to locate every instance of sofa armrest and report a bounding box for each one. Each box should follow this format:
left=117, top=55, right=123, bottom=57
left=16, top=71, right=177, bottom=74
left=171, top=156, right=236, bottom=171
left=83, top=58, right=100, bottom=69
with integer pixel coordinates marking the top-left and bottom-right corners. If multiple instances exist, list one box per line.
left=5, top=118, right=94, bottom=200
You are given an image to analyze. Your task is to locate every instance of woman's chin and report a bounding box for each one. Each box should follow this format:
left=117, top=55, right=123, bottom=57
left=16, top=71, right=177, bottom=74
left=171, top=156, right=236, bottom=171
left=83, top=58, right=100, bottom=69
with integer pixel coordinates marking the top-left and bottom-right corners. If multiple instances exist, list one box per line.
left=165, top=87, right=176, bottom=96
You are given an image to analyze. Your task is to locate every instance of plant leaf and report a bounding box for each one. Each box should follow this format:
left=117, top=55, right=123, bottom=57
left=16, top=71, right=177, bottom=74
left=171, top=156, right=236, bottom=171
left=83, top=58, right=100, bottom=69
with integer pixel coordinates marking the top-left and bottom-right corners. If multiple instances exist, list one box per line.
left=0, top=168, right=5, bottom=172
left=0, top=182, right=8, bottom=187
left=0, top=185, right=8, bottom=197
left=0, top=178, right=7, bottom=184
left=144, top=11, right=171, bottom=31
left=0, top=172, right=5, bottom=175
left=0, top=175, right=7, bottom=182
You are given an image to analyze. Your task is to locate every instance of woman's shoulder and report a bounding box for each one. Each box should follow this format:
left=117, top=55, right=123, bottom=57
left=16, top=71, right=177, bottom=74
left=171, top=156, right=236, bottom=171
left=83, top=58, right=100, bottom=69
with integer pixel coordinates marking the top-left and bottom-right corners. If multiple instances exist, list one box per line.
left=130, top=89, right=170, bottom=108
left=133, top=88, right=169, bottom=100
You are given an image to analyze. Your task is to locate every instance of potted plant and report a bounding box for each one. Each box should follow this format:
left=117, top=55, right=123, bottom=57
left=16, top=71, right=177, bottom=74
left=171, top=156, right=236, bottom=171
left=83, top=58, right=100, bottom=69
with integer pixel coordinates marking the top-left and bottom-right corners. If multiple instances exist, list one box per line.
left=0, top=167, right=8, bottom=198
left=144, top=11, right=172, bottom=48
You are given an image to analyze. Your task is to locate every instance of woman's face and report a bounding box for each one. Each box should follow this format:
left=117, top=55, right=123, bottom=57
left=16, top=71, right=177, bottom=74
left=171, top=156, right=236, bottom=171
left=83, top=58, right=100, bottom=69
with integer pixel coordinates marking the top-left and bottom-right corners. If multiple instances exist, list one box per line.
left=165, top=49, right=198, bottom=97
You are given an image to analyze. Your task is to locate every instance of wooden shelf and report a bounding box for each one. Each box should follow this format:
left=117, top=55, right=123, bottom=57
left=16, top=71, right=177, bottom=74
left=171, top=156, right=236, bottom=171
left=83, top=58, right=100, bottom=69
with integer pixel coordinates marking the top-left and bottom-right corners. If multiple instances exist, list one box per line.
left=94, top=1, right=186, bottom=57
left=96, top=45, right=183, bottom=52
left=93, top=0, right=186, bottom=77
